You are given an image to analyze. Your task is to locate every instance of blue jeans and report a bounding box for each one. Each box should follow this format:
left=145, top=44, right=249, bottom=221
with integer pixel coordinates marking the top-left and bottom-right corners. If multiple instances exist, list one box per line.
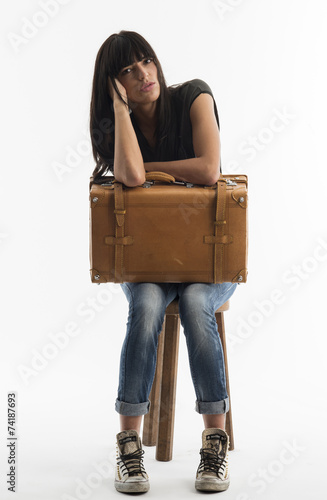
left=115, top=282, right=237, bottom=416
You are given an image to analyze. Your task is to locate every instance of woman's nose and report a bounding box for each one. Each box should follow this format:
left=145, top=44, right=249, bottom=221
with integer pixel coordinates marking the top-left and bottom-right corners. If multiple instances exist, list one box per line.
left=136, top=63, right=148, bottom=79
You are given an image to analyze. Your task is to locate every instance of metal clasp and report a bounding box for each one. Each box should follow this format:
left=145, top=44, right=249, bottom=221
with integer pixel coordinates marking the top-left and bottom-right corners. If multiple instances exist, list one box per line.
left=142, top=181, right=154, bottom=188
left=100, top=181, right=114, bottom=186
left=173, top=181, right=194, bottom=188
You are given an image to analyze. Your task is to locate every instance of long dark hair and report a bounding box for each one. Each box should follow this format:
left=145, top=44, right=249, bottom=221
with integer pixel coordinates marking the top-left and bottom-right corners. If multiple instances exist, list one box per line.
left=89, top=30, right=177, bottom=181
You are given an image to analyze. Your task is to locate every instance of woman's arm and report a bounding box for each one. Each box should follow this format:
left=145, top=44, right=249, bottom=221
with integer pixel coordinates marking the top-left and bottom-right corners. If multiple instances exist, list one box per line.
left=145, top=93, right=221, bottom=185
left=110, top=79, right=146, bottom=187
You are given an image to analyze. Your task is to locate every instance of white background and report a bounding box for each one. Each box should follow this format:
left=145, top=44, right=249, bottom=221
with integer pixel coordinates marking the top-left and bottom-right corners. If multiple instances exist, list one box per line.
left=1, top=1, right=327, bottom=499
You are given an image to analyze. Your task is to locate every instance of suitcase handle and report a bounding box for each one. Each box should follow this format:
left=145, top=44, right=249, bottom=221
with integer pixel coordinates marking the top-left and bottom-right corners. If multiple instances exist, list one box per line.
left=145, top=171, right=176, bottom=183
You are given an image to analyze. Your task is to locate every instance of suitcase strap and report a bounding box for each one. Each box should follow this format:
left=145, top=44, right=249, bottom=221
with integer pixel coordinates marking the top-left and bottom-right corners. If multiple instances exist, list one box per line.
left=204, top=179, right=230, bottom=283
left=108, top=182, right=131, bottom=283
left=215, top=180, right=226, bottom=283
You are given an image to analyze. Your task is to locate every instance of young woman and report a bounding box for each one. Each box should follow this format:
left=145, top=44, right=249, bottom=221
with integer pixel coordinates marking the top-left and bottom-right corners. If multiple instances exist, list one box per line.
left=90, top=30, right=237, bottom=494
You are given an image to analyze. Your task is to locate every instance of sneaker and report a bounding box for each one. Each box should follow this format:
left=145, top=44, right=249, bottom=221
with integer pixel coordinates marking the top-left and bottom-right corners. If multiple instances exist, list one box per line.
left=195, top=428, right=230, bottom=492
left=115, top=429, right=150, bottom=493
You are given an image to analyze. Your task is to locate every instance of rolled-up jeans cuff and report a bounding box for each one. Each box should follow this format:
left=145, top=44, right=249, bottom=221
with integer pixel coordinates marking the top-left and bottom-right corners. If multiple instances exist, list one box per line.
left=195, top=397, right=229, bottom=415
left=115, top=399, right=151, bottom=416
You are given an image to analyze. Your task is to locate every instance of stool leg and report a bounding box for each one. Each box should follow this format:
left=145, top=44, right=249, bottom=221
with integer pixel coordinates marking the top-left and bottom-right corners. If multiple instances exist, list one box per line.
left=143, top=319, right=166, bottom=446
left=216, top=311, right=234, bottom=451
left=156, top=313, right=180, bottom=461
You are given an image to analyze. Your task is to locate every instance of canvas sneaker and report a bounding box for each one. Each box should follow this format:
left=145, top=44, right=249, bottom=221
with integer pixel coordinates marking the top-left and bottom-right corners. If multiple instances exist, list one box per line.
left=195, top=428, right=230, bottom=492
left=115, top=429, right=150, bottom=493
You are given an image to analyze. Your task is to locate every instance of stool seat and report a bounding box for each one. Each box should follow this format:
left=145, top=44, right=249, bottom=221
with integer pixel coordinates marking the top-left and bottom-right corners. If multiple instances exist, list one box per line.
left=143, top=298, right=233, bottom=461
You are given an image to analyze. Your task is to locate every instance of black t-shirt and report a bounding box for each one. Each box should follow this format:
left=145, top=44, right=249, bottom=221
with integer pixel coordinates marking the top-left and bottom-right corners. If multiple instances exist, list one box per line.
left=109, top=79, right=220, bottom=168
left=169, top=78, right=220, bottom=160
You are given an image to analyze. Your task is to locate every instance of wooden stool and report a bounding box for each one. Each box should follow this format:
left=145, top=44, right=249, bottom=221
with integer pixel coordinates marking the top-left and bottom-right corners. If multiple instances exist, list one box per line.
left=142, top=299, right=233, bottom=461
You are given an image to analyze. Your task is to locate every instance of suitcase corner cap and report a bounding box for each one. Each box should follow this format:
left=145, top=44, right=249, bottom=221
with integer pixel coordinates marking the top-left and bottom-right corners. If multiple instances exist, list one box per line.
left=233, top=269, right=248, bottom=283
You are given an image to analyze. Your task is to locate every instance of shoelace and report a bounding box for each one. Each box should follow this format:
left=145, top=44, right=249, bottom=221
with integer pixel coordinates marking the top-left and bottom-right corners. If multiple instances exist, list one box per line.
left=198, top=448, right=227, bottom=478
left=118, top=449, right=147, bottom=478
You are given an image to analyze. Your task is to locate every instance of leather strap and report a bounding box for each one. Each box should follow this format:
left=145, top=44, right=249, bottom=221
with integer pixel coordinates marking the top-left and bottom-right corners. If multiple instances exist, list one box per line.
left=145, top=171, right=175, bottom=183
left=114, top=182, right=125, bottom=227
left=203, top=179, right=228, bottom=282
left=216, top=179, right=228, bottom=282
left=105, top=236, right=134, bottom=246
left=113, top=182, right=125, bottom=282
left=204, top=235, right=232, bottom=244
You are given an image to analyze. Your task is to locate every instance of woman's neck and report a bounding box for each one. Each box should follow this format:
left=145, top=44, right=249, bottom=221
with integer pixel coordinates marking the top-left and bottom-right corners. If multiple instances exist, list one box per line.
left=131, top=101, right=158, bottom=148
left=131, top=101, right=157, bottom=132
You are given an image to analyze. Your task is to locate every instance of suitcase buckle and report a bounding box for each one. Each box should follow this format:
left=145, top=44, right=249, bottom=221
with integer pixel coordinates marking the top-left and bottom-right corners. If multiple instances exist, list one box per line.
left=226, top=179, right=237, bottom=186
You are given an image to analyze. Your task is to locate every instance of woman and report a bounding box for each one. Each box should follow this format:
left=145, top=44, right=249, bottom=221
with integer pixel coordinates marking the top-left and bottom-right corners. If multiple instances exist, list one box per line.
left=89, top=30, right=237, bottom=494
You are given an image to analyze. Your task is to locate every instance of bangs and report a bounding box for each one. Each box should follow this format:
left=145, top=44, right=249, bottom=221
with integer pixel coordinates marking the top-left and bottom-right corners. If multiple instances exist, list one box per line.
left=107, top=32, right=156, bottom=77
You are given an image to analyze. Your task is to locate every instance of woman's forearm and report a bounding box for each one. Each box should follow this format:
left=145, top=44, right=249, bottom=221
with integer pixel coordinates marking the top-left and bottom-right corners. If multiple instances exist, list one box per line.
left=113, top=101, right=146, bottom=186
left=144, top=157, right=220, bottom=185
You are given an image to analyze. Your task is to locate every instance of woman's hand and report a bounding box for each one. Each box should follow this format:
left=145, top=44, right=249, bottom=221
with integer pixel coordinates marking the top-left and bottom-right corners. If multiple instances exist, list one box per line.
left=108, top=77, right=128, bottom=106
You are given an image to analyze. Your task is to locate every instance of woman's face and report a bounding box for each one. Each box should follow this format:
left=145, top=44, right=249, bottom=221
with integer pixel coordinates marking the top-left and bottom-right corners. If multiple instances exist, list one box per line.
left=118, top=57, right=160, bottom=106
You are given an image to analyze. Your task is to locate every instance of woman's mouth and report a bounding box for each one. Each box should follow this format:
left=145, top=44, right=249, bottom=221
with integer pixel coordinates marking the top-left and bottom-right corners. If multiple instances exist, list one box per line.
left=140, top=82, right=155, bottom=92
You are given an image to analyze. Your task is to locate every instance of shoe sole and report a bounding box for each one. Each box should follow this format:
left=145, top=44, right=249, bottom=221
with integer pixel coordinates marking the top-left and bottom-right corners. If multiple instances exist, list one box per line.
left=115, top=479, right=150, bottom=493
left=195, top=477, right=230, bottom=492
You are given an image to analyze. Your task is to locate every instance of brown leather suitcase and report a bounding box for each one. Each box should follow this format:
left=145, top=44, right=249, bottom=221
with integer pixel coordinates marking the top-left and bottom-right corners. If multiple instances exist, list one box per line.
left=89, top=172, right=248, bottom=284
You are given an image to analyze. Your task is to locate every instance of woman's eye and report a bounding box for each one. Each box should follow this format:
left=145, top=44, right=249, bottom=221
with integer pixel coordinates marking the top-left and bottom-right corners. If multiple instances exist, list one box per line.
left=121, top=67, right=132, bottom=75
left=144, top=58, right=153, bottom=64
